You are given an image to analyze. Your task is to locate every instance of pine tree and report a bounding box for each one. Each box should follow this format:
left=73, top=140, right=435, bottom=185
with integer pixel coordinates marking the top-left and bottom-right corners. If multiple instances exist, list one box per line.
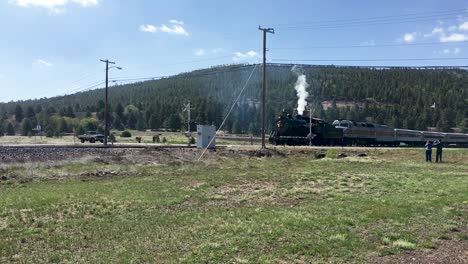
left=46, top=106, right=56, bottom=114
left=232, top=120, right=242, bottom=134
left=6, top=122, right=15, bottom=136
left=14, top=105, right=24, bottom=122
left=25, top=106, right=36, bottom=119
left=21, top=118, right=33, bottom=136
left=66, top=106, right=75, bottom=118
left=149, top=114, right=161, bottom=130
left=115, top=103, right=125, bottom=120
left=164, top=114, right=181, bottom=132
left=58, top=118, right=68, bottom=133
left=113, top=115, right=125, bottom=131
left=35, top=105, right=43, bottom=114
left=136, top=116, right=146, bottom=131
left=436, top=118, right=450, bottom=132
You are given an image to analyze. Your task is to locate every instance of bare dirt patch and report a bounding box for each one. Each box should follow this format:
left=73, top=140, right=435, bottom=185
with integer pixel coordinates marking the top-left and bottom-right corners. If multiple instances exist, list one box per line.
left=370, top=240, right=468, bottom=264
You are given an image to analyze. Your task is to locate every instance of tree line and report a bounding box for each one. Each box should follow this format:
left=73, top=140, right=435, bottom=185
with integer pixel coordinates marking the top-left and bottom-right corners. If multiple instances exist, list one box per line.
left=0, top=64, right=466, bottom=137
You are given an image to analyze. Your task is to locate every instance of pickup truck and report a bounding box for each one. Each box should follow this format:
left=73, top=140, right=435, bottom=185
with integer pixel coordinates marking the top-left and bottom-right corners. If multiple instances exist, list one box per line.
left=77, top=131, right=105, bottom=143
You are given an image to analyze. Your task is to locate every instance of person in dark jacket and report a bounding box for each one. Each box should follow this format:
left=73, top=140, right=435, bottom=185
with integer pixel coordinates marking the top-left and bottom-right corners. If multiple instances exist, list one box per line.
left=425, top=140, right=432, bottom=162
left=434, top=139, right=443, bottom=162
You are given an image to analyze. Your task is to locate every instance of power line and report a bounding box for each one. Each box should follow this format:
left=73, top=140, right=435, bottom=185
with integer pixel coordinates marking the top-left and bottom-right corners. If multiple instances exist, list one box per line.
left=163, top=55, right=234, bottom=66
left=271, top=41, right=468, bottom=50
left=109, top=64, right=259, bottom=84
left=272, top=58, right=468, bottom=62
left=16, top=81, right=106, bottom=110
left=269, top=9, right=467, bottom=27
left=110, top=55, right=240, bottom=81
left=68, top=69, right=105, bottom=85
left=266, top=63, right=468, bottom=69
left=277, top=15, right=464, bottom=30
left=269, top=9, right=467, bottom=30
left=198, top=64, right=259, bottom=161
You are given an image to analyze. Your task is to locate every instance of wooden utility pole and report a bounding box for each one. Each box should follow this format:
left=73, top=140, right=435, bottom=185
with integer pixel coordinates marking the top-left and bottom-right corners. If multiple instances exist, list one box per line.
left=309, top=107, right=313, bottom=146
left=258, top=26, right=274, bottom=149
left=183, top=101, right=194, bottom=132
left=100, top=59, right=115, bottom=146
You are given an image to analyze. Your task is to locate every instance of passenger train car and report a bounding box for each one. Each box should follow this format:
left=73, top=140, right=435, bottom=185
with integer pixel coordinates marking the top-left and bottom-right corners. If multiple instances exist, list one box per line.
left=334, top=119, right=468, bottom=147
left=269, top=111, right=468, bottom=147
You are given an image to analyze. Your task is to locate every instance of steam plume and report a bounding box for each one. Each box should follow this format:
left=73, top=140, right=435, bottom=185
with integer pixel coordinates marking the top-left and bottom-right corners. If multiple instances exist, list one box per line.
left=291, top=66, right=310, bottom=115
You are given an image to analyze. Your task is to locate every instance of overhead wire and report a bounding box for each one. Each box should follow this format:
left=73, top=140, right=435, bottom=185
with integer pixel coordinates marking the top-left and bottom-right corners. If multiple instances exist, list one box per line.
left=267, top=8, right=467, bottom=27
left=109, top=64, right=259, bottom=84
left=272, top=57, right=468, bottom=62
left=197, top=63, right=259, bottom=161
left=268, top=9, right=468, bottom=30
left=270, top=40, right=468, bottom=50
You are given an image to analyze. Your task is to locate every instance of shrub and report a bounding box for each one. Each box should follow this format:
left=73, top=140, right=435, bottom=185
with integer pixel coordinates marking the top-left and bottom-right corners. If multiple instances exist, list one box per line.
left=109, top=133, right=116, bottom=143
left=121, top=130, right=132, bottom=138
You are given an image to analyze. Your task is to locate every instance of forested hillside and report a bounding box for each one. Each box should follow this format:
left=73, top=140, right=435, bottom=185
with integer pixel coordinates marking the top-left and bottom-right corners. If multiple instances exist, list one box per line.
left=0, top=64, right=467, bottom=136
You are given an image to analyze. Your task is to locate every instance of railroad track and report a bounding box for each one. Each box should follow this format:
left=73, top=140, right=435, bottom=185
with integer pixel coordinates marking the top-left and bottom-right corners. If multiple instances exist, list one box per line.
left=0, top=143, right=197, bottom=149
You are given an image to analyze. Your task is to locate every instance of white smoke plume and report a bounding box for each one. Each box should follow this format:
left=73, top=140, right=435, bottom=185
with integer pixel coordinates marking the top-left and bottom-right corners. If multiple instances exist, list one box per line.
left=291, top=66, right=310, bottom=115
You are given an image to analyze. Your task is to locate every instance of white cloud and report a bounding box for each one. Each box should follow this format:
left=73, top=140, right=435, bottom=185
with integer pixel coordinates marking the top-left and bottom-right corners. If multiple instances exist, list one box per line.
left=422, top=20, right=468, bottom=43
left=33, top=59, right=53, bottom=68
left=159, top=24, right=189, bottom=36
left=454, top=47, right=461, bottom=54
left=139, top=20, right=189, bottom=36
left=232, top=50, right=259, bottom=62
left=9, top=0, right=98, bottom=13
left=440, top=33, right=468, bottom=42
left=460, top=21, right=468, bottom=31
left=195, top=49, right=205, bottom=56
left=432, top=27, right=444, bottom=35
left=403, top=32, right=418, bottom=43
left=139, top=24, right=157, bottom=33
left=169, top=19, right=184, bottom=25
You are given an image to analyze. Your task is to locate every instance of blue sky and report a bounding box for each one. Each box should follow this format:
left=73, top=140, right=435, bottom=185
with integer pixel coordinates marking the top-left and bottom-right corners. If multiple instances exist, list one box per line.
left=0, top=0, right=467, bottom=102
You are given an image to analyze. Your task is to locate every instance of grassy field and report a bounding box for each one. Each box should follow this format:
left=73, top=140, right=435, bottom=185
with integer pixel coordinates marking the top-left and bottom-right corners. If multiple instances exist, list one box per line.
left=0, top=148, right=467, bottom=263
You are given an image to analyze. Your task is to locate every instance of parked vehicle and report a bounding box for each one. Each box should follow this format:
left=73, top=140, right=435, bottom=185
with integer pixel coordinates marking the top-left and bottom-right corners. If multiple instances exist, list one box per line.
left=77, top=131, right=105, bottom=143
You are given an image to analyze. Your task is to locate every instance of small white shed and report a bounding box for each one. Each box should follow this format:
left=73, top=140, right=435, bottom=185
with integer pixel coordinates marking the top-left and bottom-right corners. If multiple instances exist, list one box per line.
left=197, top=125, right=216, bottom=149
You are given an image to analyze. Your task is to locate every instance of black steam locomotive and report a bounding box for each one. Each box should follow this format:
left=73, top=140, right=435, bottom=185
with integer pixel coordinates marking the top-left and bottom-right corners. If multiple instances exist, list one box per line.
left=269, top=111, right=468, bottom=147
left=269, top=111, right=343, bottom=146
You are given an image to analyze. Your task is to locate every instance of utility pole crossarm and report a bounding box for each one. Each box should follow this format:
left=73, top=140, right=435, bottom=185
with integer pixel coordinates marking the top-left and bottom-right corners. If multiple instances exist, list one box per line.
left=100, top=59, right=116, bottom=65
left=258, top=26, right=275, bottom=34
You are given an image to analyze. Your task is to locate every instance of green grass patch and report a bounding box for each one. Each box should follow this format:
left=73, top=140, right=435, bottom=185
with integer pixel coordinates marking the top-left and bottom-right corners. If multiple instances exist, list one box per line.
left=0, top=148, right=467, bottom=263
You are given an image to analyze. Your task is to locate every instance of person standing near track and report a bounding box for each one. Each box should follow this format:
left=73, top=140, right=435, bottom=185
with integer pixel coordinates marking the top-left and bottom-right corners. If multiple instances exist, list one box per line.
left=425, top=140, right=432, bottom=162
left=434, top=138, right=443, bottom=162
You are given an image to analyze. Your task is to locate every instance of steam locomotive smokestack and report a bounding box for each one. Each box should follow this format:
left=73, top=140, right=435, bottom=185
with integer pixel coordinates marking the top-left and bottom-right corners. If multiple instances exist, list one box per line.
left=291, top=66, right=310, bottom=115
